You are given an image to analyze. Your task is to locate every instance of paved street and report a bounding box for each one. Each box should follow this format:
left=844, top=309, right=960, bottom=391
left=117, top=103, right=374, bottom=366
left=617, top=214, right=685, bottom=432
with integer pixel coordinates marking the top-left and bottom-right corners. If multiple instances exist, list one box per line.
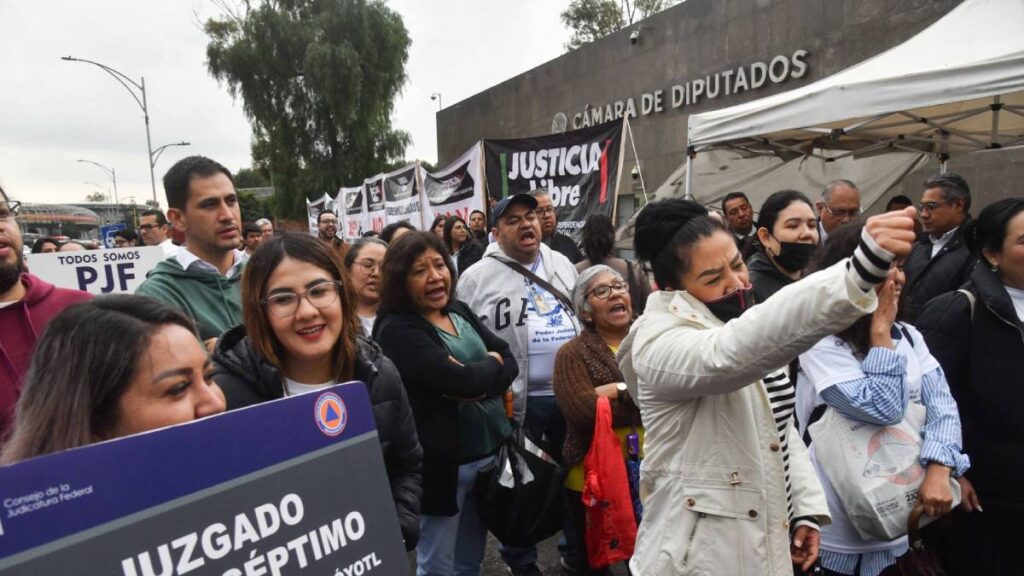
left=407, top=533, right=630, bottom=575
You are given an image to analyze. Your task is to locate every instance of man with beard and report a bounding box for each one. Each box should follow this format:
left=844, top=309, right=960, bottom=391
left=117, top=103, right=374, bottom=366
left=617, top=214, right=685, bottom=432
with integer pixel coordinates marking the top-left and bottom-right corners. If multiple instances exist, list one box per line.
left=317, top=210, right=349, bottom=257
left=0, top=185, right=91, bottom=440
left=136, top=156, right=245, bottom=342
left=533, top=190, right=584, bottom=264
left=457, top=193, right=580, bottom=575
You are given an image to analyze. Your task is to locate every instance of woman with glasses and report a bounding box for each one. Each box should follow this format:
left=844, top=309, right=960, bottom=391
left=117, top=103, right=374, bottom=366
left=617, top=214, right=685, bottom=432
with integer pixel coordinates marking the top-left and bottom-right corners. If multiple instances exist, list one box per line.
left=442, top=215, right=483, bottom=275
left=748, top=190, right=820, bottom=303
left=553, top=264, right=642, bottom=574
left=344, top=237, right=388, bottom=335
left=374, top=231, right=517, bottom=576
left=211, top=232, right=423, bottom=551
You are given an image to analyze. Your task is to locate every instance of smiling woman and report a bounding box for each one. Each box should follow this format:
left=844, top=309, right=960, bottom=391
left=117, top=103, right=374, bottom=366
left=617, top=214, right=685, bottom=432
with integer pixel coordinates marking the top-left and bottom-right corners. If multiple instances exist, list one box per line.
left=210, top=232, right=423, bottom=551
left=1, top=295, right=226, bottom=464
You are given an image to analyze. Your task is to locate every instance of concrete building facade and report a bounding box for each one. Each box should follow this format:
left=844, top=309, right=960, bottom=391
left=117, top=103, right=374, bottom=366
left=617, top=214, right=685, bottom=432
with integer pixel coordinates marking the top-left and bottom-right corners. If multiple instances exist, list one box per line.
left=437, top=0, right=1022, bottom=215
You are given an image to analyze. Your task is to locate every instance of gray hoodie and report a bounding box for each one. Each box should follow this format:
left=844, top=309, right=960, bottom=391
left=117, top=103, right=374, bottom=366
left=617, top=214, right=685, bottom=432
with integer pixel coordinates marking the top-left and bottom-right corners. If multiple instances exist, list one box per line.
left=456, top=241, right=580, bottom=422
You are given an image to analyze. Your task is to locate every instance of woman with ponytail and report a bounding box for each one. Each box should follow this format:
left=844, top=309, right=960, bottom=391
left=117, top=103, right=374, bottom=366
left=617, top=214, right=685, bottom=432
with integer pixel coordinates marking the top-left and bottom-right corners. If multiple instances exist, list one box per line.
left=619, top=198, right=917, bottom=576
left=917, top=197, right=1024, bottom=575
left=747, top=190, right=820, bottom=303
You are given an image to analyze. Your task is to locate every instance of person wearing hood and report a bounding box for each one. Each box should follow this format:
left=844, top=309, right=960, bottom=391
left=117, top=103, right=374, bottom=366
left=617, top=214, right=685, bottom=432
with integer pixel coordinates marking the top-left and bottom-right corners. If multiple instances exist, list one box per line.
left=456, top=193, right=580, bottom=575
left=211, top=232, right=422, bottom=551
left=748, top=190, right=820, bottom=303
left=618, top=198, right=917, bottom=576
left=0, top=186, right=91, bottom=442
left=136, top=156, right=245, bottom=343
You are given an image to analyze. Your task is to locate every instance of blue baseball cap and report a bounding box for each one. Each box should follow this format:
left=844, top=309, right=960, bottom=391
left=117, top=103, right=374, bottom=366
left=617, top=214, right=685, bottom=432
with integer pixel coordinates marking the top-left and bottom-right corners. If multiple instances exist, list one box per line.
left=490, top=193, right=538, bottom=226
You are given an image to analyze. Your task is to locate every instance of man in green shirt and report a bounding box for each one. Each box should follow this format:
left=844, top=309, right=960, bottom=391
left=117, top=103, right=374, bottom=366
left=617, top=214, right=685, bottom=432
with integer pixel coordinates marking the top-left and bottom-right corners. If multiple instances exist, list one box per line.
left=136, top=156, right=245, bottom=343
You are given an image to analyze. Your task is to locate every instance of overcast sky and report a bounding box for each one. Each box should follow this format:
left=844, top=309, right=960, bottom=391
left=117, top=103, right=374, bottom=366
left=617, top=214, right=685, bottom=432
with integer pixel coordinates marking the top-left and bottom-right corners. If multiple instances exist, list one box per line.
left=0, top=0, right=570, bottom=207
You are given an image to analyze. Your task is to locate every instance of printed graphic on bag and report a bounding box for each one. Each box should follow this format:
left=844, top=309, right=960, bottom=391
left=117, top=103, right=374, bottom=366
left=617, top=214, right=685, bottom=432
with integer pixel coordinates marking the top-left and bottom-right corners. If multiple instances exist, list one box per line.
left=863, top=427, right=924, bottom=485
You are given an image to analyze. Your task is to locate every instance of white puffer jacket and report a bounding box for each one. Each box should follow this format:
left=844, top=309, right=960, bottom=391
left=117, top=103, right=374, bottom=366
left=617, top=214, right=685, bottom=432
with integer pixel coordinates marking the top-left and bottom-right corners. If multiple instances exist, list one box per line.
left=619, top=261, right=878, bottom=576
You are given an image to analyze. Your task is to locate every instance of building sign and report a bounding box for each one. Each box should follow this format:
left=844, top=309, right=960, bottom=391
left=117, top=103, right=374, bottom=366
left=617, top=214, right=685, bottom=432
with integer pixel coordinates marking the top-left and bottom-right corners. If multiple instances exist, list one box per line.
left=568, top=49, right=809, bottom=129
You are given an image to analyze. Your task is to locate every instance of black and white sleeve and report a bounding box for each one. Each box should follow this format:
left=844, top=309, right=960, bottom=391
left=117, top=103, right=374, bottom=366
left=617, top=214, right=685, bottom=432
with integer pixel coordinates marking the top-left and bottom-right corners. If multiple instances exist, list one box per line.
left=846, top=226, right=895, bottom=292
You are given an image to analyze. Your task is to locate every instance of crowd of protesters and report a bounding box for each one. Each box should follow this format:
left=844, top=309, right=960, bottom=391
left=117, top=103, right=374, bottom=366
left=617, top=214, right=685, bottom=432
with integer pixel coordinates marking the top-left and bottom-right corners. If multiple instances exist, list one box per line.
left=0, top=153, right=1021, bottom=575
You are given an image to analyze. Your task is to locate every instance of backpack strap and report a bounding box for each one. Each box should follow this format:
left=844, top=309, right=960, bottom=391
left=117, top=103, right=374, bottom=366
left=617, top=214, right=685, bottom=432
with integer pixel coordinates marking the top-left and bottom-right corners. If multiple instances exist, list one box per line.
left=957, top=288, right=977, bottom=322
left=801, top=403, right=828, bottom=447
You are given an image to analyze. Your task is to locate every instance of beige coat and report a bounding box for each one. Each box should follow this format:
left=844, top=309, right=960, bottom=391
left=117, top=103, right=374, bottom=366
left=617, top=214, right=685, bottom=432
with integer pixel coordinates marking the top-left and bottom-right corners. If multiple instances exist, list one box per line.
left=618, top=261, right=877, bottom=576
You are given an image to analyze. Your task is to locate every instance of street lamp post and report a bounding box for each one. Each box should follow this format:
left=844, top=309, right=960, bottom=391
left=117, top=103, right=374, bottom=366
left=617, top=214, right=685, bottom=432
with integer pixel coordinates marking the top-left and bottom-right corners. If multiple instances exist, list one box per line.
left=77, top=159, right=118, bottom=206
left=151, top=141, right=191, bottom=173
left=62, top=56, right=158, bottom=205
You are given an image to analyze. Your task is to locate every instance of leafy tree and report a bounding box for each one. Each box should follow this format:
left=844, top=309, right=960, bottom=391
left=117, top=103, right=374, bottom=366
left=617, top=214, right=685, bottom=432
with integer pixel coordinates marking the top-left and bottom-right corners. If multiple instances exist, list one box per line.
left=561, top=0, right=676, bottom=50
left=233, top=167, right=271, bottom=189
left=206, top=0, right=411, bottom=219
left=84, top=191, right=107, bottom=202
left=237, top=191, right=271, bottom=223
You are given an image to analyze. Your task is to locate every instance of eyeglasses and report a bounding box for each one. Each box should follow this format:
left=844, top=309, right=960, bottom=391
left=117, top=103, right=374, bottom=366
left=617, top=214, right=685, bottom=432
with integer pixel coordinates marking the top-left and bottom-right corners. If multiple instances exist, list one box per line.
left=261, top=281, right=343, bottom=318
left=138, top=223, right=165, bottom=231
left=535, top=207, right=555, bottom=216
left=821, top=204, right=862, bottom=219
left=0, top=201, right=22, bottom=221
left=353, top=259, right=381, bottom=275
left=586, top=281, right=628, bottom=300
left=917, top=200, right=951, bottom=214
left=320, top=219, right=338, bottom=226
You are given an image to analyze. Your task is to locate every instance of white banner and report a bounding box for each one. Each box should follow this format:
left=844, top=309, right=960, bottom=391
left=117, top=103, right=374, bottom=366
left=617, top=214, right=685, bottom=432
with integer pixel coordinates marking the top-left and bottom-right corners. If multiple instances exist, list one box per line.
left=338, top=186, right=366, bottom=239
left=27, top=247, right=165, bottom=295
left=307, top=193, right=333, bottom=236
left=420, top=144, right=486, bottom=227
left=363, top=174, right=387, bottom=236
left=382, top=164, right=423, bottom=229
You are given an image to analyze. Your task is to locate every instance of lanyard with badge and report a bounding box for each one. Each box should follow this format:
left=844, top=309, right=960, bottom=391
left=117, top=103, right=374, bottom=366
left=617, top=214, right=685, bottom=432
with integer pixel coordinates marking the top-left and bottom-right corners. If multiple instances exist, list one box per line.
left=525, top=258, right=555, bottom=315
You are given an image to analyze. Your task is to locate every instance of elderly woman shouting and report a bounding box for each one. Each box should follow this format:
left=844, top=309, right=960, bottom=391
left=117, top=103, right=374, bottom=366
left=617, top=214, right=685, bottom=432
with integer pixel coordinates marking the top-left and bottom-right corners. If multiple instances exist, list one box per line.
left=619, top=199, right=917, bottom=576
left=553, top=265, right=642, bottom=574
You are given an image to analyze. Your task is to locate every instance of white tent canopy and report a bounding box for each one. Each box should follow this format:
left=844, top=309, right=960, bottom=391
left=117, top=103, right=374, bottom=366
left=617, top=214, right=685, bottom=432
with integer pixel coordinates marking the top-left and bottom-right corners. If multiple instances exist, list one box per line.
left=686, top=0, right=1024, bottom=173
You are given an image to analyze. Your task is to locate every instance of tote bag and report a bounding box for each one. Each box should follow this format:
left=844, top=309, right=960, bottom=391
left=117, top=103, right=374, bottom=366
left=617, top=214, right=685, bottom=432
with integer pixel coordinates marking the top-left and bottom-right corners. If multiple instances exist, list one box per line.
left=809, top=402, right=960, bottom=541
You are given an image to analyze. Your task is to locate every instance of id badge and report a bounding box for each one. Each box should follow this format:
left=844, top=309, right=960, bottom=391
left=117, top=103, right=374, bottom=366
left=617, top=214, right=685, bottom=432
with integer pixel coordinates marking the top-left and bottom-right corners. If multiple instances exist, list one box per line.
left=529, top=284, right=553, bottom=314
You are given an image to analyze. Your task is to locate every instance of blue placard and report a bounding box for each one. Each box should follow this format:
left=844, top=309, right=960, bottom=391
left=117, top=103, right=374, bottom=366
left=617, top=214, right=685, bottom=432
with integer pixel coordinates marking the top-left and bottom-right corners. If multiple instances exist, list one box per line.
left=100, top=223, right=128, bottom=248
left=0, top=382, right=407, bottom=575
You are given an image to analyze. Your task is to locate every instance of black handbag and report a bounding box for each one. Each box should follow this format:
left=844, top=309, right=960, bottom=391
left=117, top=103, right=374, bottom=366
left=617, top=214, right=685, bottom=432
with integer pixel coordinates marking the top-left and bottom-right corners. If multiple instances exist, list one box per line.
left=879, top=505, right=946, bottom=576
left=475, top=421, right=565, bottom=547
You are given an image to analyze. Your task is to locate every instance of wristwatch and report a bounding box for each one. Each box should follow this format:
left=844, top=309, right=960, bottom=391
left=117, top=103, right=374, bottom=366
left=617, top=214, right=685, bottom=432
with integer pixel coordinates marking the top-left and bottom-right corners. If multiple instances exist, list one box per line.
left=616, top=382, right=629, bottom=404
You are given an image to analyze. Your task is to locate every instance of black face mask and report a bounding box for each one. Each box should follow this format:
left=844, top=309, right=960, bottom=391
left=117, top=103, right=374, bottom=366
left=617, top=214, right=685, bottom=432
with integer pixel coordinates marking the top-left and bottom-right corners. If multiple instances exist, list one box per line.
left=771, top=240, right=817, bottom=273
left=703, top=285, right=756, bottom=322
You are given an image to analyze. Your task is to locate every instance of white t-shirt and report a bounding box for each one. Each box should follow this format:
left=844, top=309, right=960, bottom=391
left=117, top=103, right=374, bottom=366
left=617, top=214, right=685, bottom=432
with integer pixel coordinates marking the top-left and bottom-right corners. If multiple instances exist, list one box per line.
left=796, top=323, right=939, bottom=554
left=359, top=315, right=376, bottom=337
left=524, top=257, right=577, bottom=396
left=158, top=238, right=179, bottom=259
left=283, top=378, right=335, bottom=397
left=1005, top=285, right=1024, bottom=323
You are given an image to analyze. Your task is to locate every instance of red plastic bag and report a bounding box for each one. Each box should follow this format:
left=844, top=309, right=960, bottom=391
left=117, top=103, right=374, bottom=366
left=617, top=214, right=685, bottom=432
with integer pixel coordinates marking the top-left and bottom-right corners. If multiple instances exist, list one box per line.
left=582, top=397, right=637, bottom=568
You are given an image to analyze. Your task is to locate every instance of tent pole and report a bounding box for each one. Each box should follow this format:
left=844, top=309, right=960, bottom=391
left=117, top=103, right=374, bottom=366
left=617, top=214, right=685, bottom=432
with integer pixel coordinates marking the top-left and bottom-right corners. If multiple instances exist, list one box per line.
left=626, top=119, right=648, bottom=204
left=684, top=151, right=694, bottom=201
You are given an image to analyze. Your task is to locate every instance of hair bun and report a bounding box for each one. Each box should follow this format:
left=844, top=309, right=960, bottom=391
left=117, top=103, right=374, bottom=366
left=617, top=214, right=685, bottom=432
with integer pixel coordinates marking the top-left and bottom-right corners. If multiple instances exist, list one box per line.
left=634, top=198, right=708, bottom=262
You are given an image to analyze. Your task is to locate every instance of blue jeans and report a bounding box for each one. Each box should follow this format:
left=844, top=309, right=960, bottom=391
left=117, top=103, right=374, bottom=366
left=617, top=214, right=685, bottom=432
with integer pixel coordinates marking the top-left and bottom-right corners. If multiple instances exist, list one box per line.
left=416, top=456, right=493, bottom=576
left=500, top=394, right=568, bottom=569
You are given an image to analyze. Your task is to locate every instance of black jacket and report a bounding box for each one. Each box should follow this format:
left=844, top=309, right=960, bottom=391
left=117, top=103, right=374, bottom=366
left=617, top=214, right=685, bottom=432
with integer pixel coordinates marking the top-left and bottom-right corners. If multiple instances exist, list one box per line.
left=747, top=250, right=794, bottom=304
left=374, top=300, right=518, bottom=515
left=211, top=327, right=423, bottom=548
left=455, top=238, right=484, bottom=275
left=902, top=222, right=976, bottom=322
left=545, top=232, right=584, bottom=264
left=917, top=265, right=1024, bottom=512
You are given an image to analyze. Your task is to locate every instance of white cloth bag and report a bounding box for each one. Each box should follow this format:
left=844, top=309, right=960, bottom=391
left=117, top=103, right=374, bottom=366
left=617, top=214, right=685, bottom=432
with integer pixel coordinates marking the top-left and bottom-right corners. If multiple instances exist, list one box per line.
left=809, top=402, right=960, bottom=541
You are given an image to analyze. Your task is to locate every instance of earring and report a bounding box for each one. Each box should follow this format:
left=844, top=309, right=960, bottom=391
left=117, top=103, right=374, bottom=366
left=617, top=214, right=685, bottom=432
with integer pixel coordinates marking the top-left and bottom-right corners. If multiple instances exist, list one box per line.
left=991, top=263, right=999, bottom=272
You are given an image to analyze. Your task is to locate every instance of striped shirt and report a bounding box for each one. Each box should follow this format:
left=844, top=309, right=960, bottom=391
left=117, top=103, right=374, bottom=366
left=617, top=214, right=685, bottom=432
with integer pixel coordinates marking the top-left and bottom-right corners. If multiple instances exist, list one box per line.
left=764, top=367, right=796, bottom=519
